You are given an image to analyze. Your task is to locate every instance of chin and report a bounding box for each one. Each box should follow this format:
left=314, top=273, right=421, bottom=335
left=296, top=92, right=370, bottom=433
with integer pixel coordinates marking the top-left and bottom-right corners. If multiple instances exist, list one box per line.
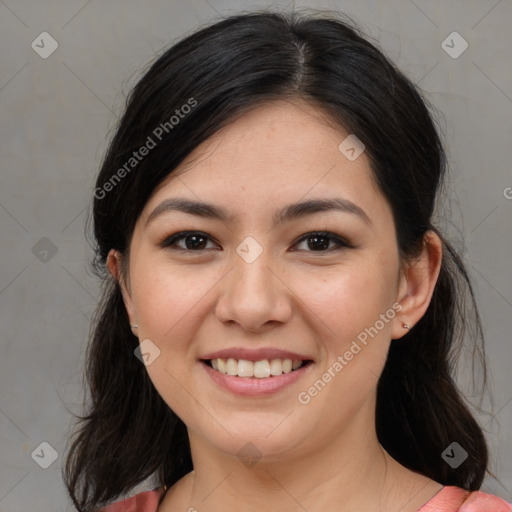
left=195, top=418, right=307, bottom=465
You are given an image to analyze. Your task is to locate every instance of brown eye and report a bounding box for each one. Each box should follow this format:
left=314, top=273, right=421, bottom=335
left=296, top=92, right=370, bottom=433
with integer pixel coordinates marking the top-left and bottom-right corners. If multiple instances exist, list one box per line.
left=293, top=231, right=354, bottom=252
left=160, top=231, right=218, bottom=251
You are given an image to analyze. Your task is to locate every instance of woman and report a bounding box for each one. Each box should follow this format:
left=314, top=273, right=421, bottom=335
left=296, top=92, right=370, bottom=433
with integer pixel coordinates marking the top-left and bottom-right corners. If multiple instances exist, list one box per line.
left=63, top=10, right=512, bottom=512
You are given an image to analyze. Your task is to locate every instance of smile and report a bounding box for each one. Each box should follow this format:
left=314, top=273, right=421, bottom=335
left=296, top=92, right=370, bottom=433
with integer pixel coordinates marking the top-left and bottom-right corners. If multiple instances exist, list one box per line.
left=204, top=357, right=310, bottom=378
left=200, top=356, right=314, bottom=397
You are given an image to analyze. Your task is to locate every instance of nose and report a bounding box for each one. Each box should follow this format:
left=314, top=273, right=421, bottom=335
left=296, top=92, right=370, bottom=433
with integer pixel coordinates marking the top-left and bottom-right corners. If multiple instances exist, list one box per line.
left=214, top=250, right=293, bottom=334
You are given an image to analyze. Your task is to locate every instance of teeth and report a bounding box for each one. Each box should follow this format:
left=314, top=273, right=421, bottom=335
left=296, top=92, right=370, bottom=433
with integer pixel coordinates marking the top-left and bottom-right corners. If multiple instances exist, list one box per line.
left=209, top=358, right=305, bottom=378
left=253, top=360, right=270, bottom=378
left=226, top=358, right=238, bottom=376
left=237, top=359, right=253, bottom=377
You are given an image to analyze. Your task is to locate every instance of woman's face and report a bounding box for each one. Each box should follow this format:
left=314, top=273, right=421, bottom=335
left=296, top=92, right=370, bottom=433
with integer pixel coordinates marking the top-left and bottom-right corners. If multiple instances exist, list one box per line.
left=118, top=99, right=408, bottom=463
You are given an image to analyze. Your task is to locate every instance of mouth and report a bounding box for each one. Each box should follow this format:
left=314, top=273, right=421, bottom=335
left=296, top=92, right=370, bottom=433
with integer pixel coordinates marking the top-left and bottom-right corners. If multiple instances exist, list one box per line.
left=201, top=357, right=313, bottom=379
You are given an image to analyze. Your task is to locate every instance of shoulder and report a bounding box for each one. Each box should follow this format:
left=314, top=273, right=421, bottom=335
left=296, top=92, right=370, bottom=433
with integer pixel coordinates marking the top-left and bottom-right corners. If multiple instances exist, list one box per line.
left=418, top=486, right=512, bottom=512
left=94, top=485, right=512, bottom=512
left=459, top=490, right=512, bottom=512
left=97, top=487, right=165, bottom=512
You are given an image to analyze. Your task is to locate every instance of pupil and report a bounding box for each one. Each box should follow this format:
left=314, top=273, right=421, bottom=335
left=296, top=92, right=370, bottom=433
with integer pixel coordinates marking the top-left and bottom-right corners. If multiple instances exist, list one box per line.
left=186, top=234, right=206, bottom=250
left=309, top=235, right=329, bottom=250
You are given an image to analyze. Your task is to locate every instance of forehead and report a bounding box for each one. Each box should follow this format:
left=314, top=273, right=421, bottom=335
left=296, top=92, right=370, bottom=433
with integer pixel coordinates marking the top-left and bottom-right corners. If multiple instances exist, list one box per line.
left=171, top=99, right=355, bottom=179
left=141, top=99, right=391, bottom=228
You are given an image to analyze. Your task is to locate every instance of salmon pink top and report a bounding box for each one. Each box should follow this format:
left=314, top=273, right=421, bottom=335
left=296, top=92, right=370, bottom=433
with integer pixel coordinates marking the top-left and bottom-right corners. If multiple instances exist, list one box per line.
left=98, top=485, right=512, bottom=512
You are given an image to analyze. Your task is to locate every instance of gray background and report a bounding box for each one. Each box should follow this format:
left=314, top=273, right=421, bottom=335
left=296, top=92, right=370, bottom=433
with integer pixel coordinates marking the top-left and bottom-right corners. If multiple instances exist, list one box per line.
left=0, top=0, right=511, bottom=510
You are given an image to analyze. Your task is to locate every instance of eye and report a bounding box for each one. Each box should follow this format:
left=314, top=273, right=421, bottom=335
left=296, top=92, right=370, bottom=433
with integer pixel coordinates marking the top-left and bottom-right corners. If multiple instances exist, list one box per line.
left=159, top=231, right=219, bottom=251
left=159, top=230, right=353, bottom=253
left=292, top=231, right=354, bottom=252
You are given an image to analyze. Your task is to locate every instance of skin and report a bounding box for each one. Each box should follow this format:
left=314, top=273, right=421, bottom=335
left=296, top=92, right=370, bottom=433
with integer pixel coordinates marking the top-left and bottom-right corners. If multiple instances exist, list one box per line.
left=108, top=99, right=443, bottom=512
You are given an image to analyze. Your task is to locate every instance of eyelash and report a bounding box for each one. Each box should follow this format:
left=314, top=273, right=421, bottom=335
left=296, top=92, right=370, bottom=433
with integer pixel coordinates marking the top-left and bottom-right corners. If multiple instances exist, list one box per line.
left=159, top=230, right=354, bottom=254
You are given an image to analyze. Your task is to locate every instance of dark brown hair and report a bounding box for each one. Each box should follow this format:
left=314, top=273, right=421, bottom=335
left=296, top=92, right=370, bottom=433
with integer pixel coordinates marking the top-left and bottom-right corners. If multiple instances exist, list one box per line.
left=63, top=10, right=494, bottom=511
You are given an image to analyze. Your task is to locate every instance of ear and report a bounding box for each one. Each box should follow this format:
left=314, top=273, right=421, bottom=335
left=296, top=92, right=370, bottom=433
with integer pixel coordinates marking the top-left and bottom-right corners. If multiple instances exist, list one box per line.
left=392, top=231, right=443, bottom=340
left=106, top=249, right=137, bottom=327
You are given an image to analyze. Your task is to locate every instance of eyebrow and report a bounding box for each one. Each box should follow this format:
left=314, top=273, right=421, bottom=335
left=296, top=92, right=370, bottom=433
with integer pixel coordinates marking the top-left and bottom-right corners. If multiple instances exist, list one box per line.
left=145, top=197, right=371, bottom=227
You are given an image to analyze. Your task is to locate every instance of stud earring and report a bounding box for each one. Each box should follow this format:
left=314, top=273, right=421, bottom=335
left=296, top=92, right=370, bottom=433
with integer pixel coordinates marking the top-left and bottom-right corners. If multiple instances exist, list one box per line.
left=131, top=324, right=138, bottom=329
left=402, top=322, right=409, bottom=330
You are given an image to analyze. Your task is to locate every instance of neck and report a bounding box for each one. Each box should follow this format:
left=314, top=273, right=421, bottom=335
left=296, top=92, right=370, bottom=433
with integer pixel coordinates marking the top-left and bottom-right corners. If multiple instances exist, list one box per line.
left=161, top=397, right=441, bottom=512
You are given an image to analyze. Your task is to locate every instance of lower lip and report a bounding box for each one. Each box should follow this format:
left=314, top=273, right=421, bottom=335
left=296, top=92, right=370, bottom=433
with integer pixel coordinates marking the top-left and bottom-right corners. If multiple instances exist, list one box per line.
left=201, top=361, right=313, bottom=397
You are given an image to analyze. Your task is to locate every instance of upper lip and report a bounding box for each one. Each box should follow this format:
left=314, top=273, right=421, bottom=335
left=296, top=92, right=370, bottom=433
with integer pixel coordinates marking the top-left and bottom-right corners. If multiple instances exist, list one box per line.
left=200, top=347, right=313, bottom=362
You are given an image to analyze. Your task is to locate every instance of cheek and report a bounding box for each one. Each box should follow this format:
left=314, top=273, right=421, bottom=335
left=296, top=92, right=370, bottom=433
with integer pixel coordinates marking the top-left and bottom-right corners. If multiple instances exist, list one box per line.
left=291, top=259, right=397, bottom=347
left=128, top=262, right=214, bottom=421
left=130, top=258, right=213, bottom=340
left=293, top=267, right=397, bottom=424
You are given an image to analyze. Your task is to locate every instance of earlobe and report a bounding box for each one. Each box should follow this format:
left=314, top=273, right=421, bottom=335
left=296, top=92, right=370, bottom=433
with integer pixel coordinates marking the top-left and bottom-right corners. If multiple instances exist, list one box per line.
left=392, top=231, right=443, bottom=340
